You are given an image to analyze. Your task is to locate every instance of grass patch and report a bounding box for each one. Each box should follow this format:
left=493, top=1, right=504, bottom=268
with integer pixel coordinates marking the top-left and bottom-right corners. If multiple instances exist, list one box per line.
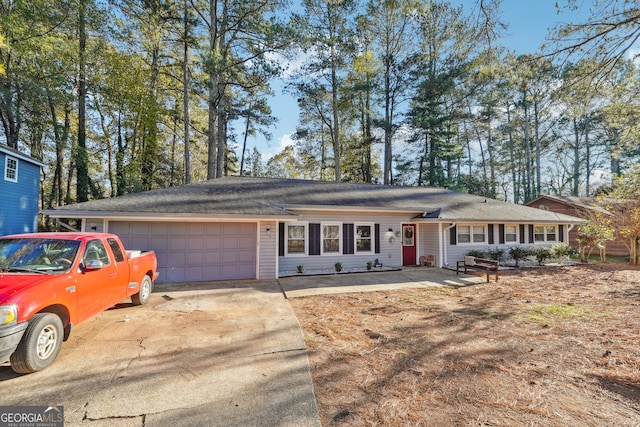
left=581, top=254, right=630, bottom=264
left=483, top=310, right=512, bottom=320
left=521, top=303, right=590, bottom=322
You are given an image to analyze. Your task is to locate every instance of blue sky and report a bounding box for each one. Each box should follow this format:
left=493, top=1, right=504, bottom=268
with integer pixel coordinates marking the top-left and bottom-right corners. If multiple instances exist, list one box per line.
left=250, top=1, right=588, bottom=162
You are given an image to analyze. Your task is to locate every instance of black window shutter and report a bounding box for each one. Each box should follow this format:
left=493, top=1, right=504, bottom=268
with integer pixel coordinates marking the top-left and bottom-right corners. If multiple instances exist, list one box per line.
left=309, top=223, right=321, bottom=255
left=559, top=224, right=564, bottom=242
left=450, top=225, right=457, bottom=245
left=278, top=223, right=285, bottom=256
left=529, top=224, right=534, bottom=243
left=488, top=224, right=494, bottom=244
left=499, top=224, right=505, bottom=244
left=519, top=224, right=525, bottom=244
left=375, top=224, right=380, bottom=254
left=343, top=223, right=354, bottom=254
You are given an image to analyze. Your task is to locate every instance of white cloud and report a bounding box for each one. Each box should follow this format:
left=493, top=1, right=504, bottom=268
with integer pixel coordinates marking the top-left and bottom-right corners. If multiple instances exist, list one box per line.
left=262, top=132, right=295, bottom=160
left=264, top=48, right=315, bottom=78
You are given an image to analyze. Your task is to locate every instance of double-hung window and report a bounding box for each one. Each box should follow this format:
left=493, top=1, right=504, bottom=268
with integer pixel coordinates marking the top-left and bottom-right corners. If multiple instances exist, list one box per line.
left=286, top=223, right=307, bottom=256
left=505, top=225, right=518, bottom=243
left=355, top=223, right=374, bottom=254
left=4, top=156, right=17, bottom=182
left=534, top=225, right=557, bottom=243
left=458, top=225, right=486, bottom=244
left=321, top=223, right=341, bottom=255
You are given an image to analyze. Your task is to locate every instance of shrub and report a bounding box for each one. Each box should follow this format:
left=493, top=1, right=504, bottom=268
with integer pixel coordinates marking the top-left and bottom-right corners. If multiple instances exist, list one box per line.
left=550, top=242, right=576, bottom=264
left=366, top=261, right=372, bottom=270
left=334, top=262, right=343, bottom=272
left=509, top=246, right=535, bottom=267
left=296, top=265, right=304, bottom=274
left=487, top=248, right=506, bottom=263
left=534, top=247, right=551, bottom=266
left=466, top=249, right=488, bottom=259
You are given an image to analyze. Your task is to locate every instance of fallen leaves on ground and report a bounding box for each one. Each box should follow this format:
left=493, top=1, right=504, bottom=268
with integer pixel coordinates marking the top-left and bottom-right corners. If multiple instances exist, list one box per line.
left=290, top=264, right=640, bottom=426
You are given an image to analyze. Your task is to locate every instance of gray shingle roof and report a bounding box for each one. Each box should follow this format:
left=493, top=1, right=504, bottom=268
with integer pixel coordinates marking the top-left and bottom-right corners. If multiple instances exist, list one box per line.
left=44, top=176, right=584, bottom=223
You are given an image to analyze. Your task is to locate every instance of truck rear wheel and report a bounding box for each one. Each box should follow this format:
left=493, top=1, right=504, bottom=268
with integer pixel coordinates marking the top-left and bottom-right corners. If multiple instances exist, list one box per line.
left=132, top=275, right=153, bottom=306
left=10, top=313, right=64, bottom=374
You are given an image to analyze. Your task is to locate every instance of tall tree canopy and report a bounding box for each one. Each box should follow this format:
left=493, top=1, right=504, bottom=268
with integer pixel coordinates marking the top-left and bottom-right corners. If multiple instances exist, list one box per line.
left=1, top=0, right=639, bottom=221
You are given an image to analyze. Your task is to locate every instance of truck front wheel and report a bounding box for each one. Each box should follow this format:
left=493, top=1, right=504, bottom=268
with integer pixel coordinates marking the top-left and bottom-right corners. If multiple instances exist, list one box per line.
left=10, top=313, right=63, bottom=374
left=131, top=275, right=153, bottom=306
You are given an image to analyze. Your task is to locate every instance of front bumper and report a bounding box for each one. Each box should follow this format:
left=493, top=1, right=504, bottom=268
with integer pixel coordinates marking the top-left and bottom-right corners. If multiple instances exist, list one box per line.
left=0, top=321, right=28, bottom=363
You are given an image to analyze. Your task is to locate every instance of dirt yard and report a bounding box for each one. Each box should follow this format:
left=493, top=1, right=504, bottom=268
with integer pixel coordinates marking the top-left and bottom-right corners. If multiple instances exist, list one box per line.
left=289, top=264, right=640, bottom=426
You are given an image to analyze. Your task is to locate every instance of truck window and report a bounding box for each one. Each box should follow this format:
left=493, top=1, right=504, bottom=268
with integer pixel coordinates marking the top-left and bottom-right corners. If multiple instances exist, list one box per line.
left=83, top=240, right=111, bottom=265
left=107, top=238, right=125, bottom=263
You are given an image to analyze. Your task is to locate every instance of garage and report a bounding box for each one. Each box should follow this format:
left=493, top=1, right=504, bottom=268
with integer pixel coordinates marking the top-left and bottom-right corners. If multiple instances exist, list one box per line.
left=109, top=221, right=257, bottom=283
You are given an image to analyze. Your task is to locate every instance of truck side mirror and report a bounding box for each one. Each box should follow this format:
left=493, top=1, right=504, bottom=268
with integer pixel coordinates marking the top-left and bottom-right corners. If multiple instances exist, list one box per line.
left=83, top=260, right=105, bottom=271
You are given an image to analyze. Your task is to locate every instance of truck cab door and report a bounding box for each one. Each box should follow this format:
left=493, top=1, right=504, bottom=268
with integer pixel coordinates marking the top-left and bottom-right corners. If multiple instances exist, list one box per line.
left=75, top=239, right=122, bottom=322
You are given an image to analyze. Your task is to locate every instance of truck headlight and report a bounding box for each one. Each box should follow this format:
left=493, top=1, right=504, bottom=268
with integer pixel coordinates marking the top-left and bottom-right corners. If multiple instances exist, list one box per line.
left=0, top=305, right=18, bottom=325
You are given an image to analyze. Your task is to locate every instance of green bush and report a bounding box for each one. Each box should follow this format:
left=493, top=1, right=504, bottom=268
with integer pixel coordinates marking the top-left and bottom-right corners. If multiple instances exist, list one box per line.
left=296, top=265, right=304, bottom=274
left=487, top=248, right=506, bottom=263
left=509, top=246, right=535, bottom=267
left=466, top=249, right=488, bottom=259
left=550, top=242, right=576, bottom=264
left=334, top=262, right=343, bottom=272
left=534, top=247, right=551, bottom=266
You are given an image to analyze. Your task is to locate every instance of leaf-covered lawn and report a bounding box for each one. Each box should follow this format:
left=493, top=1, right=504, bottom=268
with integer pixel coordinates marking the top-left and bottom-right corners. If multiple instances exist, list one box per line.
left=290, top=264, right=640, bottom=426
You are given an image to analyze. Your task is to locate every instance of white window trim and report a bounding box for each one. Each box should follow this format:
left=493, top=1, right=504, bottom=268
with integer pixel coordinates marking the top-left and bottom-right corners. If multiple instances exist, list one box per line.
left=533, top=224, right=558, bottom=243
left=504, top=225, right=519, bottom=244
left=320, top=222, right=342, bottom=256
left=4, top=155, right=18, bottom=182
left=355, top=222, right=375, bottom=254
left=457, top=224, right=487, bottom=245
left=285, top=222, right=308, bottom=257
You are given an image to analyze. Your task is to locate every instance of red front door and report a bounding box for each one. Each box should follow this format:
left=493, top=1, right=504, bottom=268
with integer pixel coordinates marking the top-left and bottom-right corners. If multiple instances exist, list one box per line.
left=402, top=224, right=416, bottom=266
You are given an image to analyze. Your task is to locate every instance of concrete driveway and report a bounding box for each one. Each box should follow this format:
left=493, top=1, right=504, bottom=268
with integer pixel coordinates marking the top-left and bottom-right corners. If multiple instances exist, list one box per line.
left=0, top=280, right=320, bottom=427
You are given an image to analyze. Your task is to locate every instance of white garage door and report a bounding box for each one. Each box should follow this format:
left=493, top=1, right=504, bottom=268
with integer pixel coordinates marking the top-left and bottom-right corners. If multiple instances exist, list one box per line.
left=109, top=222, right=257, bottom=283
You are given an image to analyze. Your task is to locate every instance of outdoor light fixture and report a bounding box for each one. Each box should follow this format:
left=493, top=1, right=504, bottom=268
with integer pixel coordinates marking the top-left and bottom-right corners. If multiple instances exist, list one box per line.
left=266, top=227, right=271, bottom=236
left=385, top=228, right=395, bottom=243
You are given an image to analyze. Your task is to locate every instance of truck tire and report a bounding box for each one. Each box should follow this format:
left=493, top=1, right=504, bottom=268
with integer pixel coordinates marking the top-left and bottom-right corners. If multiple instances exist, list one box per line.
left=10, top=313, right=64, bottom=374
left=132, top=275, right=153, bottom=306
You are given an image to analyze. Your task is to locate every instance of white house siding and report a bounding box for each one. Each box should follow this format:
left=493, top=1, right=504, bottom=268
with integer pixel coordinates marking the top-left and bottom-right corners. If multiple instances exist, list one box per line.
left=443, top=222, right=570, bottom=268
left=258, top=220, right=277, bottom=279
left=417, top=224, right=440, bottom=266
left=278, top=211, right=409, bottom=275
left=82, top=219, right=106, bottom=233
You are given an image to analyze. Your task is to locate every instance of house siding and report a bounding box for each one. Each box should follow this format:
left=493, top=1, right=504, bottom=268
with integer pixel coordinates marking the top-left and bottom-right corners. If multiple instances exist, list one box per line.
left=442, top=220, right=572, bottom=267
left=278, top=211, right=408, bottom=275
left=0, top=151, right=41, bottom=235
left=258, top=220, right=277, bottom=279
left=418, top=224, right=440, bottom=266
left=526, top=197, right=628, bottom=257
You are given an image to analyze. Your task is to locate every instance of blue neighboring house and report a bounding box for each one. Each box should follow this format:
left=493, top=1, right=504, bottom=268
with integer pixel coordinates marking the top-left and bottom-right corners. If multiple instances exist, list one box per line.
left=0, top=144, right=45, bottom=235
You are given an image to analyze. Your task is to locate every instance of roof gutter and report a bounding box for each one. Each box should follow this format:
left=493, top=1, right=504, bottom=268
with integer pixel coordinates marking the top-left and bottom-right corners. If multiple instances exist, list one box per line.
left=41, top=210, right=296, bottom=222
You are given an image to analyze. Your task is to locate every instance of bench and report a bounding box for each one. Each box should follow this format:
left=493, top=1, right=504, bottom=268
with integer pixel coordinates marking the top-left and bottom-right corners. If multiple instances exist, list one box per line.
left=456, top=256, right=499, bottom=282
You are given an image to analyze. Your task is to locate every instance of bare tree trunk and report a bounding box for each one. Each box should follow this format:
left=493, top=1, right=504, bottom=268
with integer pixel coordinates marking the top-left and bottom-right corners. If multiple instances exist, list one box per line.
left=183, top=0, right=191, bottom=184
left=330, top=42, right=340, bottom=182
left=523, top=90, right=532, bottom=201
left=76, top=0, right=89, bottom=202
left=585, top=118, right=590, bottom=196
left=506, top=103, right=519, bottom=203
left=207, top=0, right=219, bottom=180
left=573, top=118, right=580, bottom=196
left=534, top=99, right=541, bottom=198
left=239, top=102, right=252, bottom=175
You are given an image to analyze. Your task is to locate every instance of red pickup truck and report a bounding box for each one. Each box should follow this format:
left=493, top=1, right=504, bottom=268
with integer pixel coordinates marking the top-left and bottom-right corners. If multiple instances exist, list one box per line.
left=0, top=232, right=159, bottom=374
